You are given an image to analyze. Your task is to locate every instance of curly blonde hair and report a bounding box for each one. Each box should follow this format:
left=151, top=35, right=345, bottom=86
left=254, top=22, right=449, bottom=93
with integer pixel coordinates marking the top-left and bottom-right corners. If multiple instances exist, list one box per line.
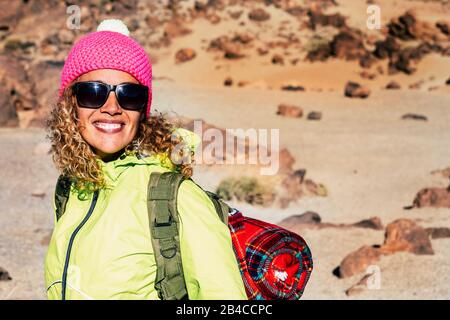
left=46, top=86, right=193, bottom=193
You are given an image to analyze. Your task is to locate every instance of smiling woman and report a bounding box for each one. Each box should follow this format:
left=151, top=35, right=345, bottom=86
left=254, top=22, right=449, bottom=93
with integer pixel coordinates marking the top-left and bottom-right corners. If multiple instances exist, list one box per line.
left=44, top=19, right=248, bottom=300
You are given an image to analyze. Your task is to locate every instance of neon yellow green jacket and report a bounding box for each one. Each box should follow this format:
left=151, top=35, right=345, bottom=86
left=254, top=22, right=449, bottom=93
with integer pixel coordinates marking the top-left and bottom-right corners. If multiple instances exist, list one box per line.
left=44, top=130, right=247, bottom=300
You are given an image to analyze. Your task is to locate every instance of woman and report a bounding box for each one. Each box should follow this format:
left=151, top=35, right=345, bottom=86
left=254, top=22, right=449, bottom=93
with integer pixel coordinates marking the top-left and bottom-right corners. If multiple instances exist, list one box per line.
left=44, top=19, right=247, bottom=300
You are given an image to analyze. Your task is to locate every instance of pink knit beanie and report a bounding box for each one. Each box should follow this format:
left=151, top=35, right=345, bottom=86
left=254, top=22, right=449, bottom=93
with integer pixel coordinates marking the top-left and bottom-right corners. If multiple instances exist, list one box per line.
left=59, top=19, right=153, bottom=118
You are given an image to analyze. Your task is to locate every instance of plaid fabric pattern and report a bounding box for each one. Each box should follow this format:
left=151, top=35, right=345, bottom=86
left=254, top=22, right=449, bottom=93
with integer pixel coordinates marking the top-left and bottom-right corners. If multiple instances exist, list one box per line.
left=228, top=209, right=313, bottom=300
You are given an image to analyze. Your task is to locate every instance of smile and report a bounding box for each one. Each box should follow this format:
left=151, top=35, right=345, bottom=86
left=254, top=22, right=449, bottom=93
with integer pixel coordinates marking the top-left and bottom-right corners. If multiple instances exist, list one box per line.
left=93, top=121, right=125, bottom=133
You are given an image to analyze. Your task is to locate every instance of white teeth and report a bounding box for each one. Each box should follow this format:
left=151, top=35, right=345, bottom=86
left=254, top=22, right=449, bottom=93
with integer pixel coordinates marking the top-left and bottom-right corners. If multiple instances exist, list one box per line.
left=95, top=122, right=122, bottom=130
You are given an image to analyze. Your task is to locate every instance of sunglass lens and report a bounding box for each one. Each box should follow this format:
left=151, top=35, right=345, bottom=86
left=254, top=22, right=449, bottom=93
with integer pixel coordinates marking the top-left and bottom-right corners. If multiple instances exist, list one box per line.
left=117, top=84, right=148, bottom=111
left=75, top=82, right=108, bottom=108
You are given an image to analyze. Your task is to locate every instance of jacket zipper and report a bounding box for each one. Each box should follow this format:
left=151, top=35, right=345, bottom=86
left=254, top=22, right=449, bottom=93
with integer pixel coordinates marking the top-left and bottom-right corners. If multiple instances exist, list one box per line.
left=61, top=190, right=99, bottom=300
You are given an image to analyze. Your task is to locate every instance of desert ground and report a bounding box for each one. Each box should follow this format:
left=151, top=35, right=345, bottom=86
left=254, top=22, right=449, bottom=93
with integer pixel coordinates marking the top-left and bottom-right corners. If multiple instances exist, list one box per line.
left=1, top=0, right=449, bottom=299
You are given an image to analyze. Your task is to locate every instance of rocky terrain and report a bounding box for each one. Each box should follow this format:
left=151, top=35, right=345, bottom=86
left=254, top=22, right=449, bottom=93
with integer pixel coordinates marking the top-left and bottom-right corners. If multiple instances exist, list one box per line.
left=1, top=0, right=450, bottom=299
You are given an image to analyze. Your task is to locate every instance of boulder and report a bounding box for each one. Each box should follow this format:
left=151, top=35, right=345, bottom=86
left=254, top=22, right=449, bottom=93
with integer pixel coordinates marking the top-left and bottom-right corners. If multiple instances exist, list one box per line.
left=280, top=211, right=322, bottom=225
left=26, top=60, right=61, bottom=126
left=0, top=56, right=35, bottom=127
left=175, top=48, right=196, bottom=63
left=164, top=19, right=192, bottom=38
left=426, top=227, right=450, bottom=239
left=374, top=36, right=400, bottom=59
left=307, top=111, right=322, bottom=120
left=381, top=219, right=434, bottom=255
left=337, top=246, right=382, bottom=278
left=0, top=267, right=12, bottom=281
left=344, top=81, right=370, bottom=98
left=209, top=36, right=245, bottom=59
left=276, top=104, right=303, bottom=118
left=307, top=9, right=347, bottom=30
left=223, top=77, right=233, bottom=86
left=271, top=54, right=284, bottom=65
left=281, top=84, right=305, bottom=91
left=413, top=188, right=450, bottom=208
left=436, top=21, right=450, bottom=36
left=248, top=8, right=271, bottom=22
left=401, top=113, right=427, bottom=121
left=352, top=217, right=384, bottom=230
left=386, top=81, right=401, bottom=90
left=279, top=148, right=296, bottom=173
left=331, top=30, right=367, bottom=61
left=388, top=11, right=417, bottom=40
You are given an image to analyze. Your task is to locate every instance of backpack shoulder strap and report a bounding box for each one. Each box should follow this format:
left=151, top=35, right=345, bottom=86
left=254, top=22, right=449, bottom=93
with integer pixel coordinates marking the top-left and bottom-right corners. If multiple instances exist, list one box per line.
left=147, top=171, right=232, bottom=300
left=54, top=175, right=72, bottom=221
left=203, top=190, right=230, bottom=225
left=147, top=171, right=188, bottom=300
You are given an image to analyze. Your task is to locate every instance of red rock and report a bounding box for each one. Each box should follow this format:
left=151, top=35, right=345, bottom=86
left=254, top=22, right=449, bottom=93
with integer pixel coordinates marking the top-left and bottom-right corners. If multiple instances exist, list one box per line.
left=0, top=266, right=12, bottom=281
left=194, top=1, right=207, bottom=11
left=229, top=10, right=243, bottom=20
left=388, top=11, right=417, bottom=40
left=286, top=6, right=304, bottom=17
left=344, top=81, right=370, bottom=98
left=305, top=41, right=331, bottom=62
left=222, top=42, right=244, bottom=59
left=408, top=80, right=423, bottom=89
left=307, top=9, right=347, bottom=30
left=381, top=219, right=434, bottom=255
left=257, top=47, right=269, bottom=55
left=359, top=53, right=376, bottom=69
left=413, top=188, right=450, bottom=208
left=352, top=217, right=384, bottom=230
left=276, top=104, right=303, bottom=118
left=207, top=13, right=221, bottom=24
left=164, top=19, right=192, bottom=38
left=271, top=54, right=284, bottom=65
left=307, top=111, right=322, bottom=120
left=401, top=113, right=427, bottom=121
left=280, top=211, right=322, bottom=226
left=386, top=81, right=401, bottom=90
left=281, top=84, right=305, bottom=91
left=175, top=48, right=196, bottom=63
left=426, top=227, right=450, bottom=239
left=337, top=246, right=382, bottom=278
left=436, top=21, right=450, bottom=36
left=26, top=60, right=61, bottom=127
left=248, top=8, right=271, bottom=22
left=0, top=56, right=35, bottom=127
left=360, top=71, right=376, bottom=80
left=279, top=148, right=296, bottom=173
left=374, top=36, right=400, bottom=59
left=232, top=33, right=254, bottom=45
left=223, top=77, right=233, bottom=86
left=331, top=30, right=367, bottom=61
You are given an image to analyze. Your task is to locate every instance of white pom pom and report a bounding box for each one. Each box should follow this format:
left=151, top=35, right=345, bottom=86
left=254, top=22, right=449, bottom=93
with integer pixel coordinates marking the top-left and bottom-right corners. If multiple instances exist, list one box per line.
left=97, top=19, right=130, bottom=36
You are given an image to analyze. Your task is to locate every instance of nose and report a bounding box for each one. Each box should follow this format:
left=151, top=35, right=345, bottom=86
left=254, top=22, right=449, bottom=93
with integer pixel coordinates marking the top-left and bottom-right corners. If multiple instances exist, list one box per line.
left=99, top=91, right=122, bottom=115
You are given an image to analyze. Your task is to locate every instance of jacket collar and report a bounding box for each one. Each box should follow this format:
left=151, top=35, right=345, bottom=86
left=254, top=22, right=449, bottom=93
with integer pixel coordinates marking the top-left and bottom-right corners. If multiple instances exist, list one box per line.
left=96, top=128, right=200, bottom=185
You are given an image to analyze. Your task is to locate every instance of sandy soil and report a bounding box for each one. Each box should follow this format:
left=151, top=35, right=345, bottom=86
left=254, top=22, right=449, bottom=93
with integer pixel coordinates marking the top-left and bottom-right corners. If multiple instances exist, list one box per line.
left=1, top=0, right=450, bottom=300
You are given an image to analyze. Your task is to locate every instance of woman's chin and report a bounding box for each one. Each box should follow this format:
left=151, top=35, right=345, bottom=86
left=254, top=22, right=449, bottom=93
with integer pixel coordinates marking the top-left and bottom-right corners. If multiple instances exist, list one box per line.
left=94, top=146, right=126, bottom=161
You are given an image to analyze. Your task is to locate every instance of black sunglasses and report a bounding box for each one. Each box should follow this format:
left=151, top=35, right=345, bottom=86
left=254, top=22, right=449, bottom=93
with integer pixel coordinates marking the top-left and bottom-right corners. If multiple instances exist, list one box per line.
left=72, top=81, right=148, bottom=112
